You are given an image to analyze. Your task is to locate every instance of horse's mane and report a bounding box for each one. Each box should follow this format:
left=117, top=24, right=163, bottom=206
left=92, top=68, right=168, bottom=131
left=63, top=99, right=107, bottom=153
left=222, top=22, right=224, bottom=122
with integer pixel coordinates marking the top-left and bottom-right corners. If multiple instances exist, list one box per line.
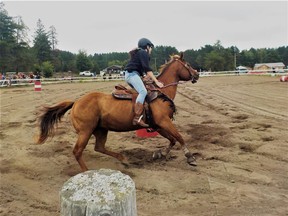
left=159, top=54, right=181, bottom=74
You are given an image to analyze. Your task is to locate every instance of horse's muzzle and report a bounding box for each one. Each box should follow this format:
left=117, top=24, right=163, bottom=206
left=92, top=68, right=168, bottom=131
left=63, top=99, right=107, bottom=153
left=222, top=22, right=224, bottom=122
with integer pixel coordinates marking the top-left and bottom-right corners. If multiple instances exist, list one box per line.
left=191, top=74, right=199, bottom=84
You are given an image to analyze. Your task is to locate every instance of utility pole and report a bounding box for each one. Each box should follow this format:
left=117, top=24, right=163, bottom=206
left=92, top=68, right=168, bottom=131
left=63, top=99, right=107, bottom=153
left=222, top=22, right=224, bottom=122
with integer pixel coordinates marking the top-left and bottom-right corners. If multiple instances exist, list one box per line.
left=234, top=46, right=237, bottom=69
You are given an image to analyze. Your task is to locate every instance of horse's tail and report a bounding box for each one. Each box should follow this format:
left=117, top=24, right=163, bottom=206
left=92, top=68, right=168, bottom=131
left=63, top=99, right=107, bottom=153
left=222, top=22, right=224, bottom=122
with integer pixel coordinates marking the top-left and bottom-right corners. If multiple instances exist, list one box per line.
left=36, top=101, right=74, bottom=144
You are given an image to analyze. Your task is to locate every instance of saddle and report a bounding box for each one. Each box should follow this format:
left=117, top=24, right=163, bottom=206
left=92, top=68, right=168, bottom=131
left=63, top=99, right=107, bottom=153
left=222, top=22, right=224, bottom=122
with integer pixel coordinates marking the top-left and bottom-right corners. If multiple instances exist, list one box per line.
left=112, top=78, right=160, bottom=130
left=112, top=84, right=159, bottom=102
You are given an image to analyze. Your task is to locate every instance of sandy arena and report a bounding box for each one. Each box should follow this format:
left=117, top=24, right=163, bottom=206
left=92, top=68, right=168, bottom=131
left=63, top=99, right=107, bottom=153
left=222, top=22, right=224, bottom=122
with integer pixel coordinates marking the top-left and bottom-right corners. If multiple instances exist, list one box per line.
left=0, top=75, right=287, bottom=216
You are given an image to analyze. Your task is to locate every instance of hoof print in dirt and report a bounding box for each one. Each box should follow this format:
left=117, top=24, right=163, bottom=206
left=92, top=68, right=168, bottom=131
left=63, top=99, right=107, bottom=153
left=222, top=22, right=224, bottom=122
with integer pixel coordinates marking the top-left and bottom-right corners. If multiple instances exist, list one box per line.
left=121, top=161, right=130, bottom=168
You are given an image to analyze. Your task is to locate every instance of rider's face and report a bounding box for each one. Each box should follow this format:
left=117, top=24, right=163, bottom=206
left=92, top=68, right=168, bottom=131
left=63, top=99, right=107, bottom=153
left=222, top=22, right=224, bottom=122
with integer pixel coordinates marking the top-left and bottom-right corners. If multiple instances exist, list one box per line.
left=148, top=46, right=153, bottom=54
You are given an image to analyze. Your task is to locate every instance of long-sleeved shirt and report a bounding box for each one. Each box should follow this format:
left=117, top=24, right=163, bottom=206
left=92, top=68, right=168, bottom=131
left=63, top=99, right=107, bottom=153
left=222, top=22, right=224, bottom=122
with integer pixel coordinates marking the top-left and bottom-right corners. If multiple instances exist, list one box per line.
left=125, top=48, right=153, bottom=77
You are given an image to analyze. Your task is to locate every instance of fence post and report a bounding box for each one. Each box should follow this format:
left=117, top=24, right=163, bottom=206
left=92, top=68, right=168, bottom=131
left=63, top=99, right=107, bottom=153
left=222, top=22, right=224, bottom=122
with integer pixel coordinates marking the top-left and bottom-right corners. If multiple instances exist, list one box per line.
left=60, top=169, right=137, bottom=216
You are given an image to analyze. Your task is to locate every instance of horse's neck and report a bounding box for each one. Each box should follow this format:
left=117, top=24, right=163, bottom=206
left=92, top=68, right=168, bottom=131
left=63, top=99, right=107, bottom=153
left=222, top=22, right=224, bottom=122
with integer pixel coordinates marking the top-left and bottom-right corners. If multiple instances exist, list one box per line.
left=161, top=85, right=177, bottom=100
left=158, top=68, right=179, bottom=100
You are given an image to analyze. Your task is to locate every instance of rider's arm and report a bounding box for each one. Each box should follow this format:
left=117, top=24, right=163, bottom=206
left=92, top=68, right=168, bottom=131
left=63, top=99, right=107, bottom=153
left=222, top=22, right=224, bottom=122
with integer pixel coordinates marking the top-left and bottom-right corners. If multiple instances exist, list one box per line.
left=147, top=71, right=163, bottom=88
left=139, top=50, right=163, bottom=88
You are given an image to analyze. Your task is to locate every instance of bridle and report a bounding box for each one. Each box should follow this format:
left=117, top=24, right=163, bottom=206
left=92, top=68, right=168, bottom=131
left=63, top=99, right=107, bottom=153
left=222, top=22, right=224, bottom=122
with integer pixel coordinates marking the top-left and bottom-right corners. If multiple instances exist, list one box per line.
left=160, top=58, right=199, bottom=89
left=176, top=58, right=199, bottom=84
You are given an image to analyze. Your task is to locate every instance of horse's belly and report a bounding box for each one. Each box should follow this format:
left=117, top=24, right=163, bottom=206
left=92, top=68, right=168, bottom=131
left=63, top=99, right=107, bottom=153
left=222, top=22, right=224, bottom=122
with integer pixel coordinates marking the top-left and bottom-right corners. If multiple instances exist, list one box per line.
left=99, top=100, right=135, bottom=131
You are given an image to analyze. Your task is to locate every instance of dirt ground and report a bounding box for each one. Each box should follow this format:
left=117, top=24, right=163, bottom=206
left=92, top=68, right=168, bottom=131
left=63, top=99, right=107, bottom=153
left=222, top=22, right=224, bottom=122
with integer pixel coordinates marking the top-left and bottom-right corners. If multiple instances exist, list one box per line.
left=0, top=75, right=287, bottom=216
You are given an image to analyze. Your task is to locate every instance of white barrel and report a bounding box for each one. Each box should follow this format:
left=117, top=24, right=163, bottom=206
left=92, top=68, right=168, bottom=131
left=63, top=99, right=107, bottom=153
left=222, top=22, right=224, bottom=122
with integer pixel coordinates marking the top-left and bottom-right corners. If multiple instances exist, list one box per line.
left=60, top=169, right=137, bottom=216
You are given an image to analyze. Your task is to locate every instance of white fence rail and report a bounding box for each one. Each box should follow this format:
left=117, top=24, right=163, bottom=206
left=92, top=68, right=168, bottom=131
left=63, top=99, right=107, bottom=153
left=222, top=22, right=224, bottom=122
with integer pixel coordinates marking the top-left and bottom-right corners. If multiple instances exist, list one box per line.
left=1, top=69, right=287, bottom=88
left=199, top=69, right=288, bottom=77
left=0, top=75, right=125, bottom=88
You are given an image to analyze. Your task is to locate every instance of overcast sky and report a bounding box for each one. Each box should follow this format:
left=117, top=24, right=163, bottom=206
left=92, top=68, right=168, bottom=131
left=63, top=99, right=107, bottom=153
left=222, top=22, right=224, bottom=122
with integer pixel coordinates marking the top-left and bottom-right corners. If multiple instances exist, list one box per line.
left=3, top=1, right=288, bottom=55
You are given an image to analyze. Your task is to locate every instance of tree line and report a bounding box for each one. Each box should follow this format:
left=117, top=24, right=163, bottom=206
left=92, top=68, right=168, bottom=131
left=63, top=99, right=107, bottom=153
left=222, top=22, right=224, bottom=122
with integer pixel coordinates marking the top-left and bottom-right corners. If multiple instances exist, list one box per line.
left=1, top=2, right=287, bottom=78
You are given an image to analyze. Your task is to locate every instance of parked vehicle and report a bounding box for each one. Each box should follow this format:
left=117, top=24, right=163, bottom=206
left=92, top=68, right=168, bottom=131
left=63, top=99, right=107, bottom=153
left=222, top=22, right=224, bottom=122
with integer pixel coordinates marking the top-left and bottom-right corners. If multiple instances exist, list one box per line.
left=236, top=66, right=248, bottom=73
left=79, top=71, right=94, bottom=76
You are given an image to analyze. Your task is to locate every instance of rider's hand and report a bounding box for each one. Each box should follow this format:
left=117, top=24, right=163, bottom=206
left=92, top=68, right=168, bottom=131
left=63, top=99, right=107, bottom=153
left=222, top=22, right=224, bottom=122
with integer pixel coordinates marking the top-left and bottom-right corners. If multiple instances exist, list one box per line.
left=155, top=80, right=164, bottom=88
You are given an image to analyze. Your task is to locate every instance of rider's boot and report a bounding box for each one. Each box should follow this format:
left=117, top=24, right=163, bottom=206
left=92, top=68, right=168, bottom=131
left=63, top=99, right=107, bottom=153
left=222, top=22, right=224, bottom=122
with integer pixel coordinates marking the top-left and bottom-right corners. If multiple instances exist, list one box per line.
left=133, top=102, right=149, bottom=127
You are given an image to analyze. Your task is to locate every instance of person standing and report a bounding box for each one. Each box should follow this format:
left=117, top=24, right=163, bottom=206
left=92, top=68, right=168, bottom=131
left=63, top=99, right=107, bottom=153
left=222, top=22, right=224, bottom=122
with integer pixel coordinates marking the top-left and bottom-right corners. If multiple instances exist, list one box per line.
left=124, top=38, right=163, bottom=127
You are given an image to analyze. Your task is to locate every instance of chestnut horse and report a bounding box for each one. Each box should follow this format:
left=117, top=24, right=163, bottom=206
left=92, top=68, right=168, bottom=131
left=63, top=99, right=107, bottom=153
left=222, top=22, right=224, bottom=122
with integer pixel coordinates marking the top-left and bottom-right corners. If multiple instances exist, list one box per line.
left=37, top=53, right=199, bottom=172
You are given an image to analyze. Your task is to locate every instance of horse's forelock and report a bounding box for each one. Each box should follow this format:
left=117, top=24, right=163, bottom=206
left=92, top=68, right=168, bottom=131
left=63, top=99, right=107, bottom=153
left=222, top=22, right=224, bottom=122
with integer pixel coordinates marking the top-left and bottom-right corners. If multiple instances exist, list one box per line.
left=172, top=54, right=181, bottom=59
left=159, top=54, right=181, bottom=74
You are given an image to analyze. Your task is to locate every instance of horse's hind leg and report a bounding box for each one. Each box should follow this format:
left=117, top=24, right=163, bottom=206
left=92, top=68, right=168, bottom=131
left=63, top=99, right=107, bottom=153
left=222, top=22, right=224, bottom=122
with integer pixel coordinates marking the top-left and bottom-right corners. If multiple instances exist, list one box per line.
left=73, top=132, right=92, bottom=172
left=157, top=118, right=197, bottom=166
left=93, top=128, right=129, bottom=166
left=153, top=129, right=176, bottom=160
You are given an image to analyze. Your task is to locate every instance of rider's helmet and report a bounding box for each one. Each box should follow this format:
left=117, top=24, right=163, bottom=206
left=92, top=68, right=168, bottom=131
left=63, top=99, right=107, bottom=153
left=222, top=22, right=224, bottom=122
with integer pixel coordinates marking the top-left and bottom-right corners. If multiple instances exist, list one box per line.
left=138, top=38, right=154, bottom=49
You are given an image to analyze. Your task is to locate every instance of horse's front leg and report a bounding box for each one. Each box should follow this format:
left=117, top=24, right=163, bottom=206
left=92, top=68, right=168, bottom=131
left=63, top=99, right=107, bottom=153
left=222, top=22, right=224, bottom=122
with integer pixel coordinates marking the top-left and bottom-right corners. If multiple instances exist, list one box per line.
left=157, top=118, right=197, bottom=166
left=153, top=129, right=176, bottom=160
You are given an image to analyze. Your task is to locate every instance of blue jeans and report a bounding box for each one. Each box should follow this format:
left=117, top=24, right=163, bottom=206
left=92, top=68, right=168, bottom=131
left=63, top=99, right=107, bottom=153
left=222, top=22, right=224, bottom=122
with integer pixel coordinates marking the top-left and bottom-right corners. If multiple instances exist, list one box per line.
left=125, top=71, right=147, bottom=104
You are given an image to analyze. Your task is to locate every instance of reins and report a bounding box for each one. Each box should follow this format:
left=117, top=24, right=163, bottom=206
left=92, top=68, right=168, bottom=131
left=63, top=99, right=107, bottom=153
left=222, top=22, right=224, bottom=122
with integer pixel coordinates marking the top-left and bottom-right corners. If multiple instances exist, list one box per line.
left=161, top=80, right=190, bottom=89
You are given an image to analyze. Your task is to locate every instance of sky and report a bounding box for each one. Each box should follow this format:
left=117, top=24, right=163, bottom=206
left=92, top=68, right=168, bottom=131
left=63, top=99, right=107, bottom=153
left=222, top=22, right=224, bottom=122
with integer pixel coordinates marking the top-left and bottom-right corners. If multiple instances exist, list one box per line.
left=3, top=0, right=288, bottom=55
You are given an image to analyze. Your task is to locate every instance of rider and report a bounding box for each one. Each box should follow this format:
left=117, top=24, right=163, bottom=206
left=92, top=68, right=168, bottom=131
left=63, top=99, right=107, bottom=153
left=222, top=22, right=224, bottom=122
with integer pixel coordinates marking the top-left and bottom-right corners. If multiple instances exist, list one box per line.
left=124, top=38, right=164, bottom=127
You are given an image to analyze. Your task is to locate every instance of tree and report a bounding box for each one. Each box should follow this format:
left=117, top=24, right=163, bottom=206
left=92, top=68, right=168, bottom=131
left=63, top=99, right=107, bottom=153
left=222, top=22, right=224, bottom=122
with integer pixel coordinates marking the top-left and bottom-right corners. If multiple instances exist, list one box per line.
left=33, top=19, right=51, bottom=64
left=42, top=61, right=54, bottom=77
left=1, top=4, right=288, bottom=75
left=51, top=49, right=62, bottom=72
left=238, top=49, right=255, bottom=68
left=91, top=61, right=100, bottom=75
left=184, top=49, right=200, bottom=70
left=277, top=46, right=288, bottom=66
left=204, top=51, right=225, bottom=71
left=59, top=50, right=77, bottom=72
left=223, top=46, right=235, bottom=70
left=201, top=41, right=227, bottom=71
left=194, top=45, right=214, bottom=71
left=76, top=50, right=92, bottom=72
left=0, top=2, right=30, bottom=73
left=108, top=60, right=124, bottom=67
left=265, top=49, right=281, bottom=63
left=151, top=46, right=178, bottom=71
left=49, top=25, right=58, bottom=50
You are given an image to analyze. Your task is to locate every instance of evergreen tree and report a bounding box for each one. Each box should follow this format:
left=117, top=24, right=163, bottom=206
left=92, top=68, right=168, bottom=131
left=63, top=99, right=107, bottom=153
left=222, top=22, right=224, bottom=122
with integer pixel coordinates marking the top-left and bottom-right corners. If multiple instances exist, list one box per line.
left=42, top=61, right=54, bottom=77
left=33, top=19, right=51, bottom=64
left=151, top=46, right=178, bottom=71
left=76, top=50, right=92, bottom=72
left=277, top=46, right=288, bottom=66
left=59, top=50, right=77, bottom=72
left=91, top=60, right=100, bottom=75
left=184, top=49, right=201, bottom=70
left=0, top=2, right=30, bottom=73
left=1, top=4, right=288, bottom=75
left=49, top=25, right=58, bottom=50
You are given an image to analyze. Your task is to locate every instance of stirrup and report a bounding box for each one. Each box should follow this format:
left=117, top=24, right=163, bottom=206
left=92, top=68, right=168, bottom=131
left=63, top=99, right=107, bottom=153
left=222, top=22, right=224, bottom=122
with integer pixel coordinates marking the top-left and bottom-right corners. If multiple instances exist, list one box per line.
left=134, top=115, right=149, bottom=127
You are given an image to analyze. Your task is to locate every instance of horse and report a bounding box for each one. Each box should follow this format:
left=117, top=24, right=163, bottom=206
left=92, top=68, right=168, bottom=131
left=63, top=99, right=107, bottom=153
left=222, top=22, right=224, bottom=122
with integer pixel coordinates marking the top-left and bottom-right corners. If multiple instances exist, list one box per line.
left=37, top=52, right=199, bottom=172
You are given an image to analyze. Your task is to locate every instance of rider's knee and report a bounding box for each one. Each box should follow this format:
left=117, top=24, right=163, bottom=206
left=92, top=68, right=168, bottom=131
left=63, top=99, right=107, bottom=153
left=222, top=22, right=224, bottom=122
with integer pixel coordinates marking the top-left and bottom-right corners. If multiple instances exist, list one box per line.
left=139, top=88, right=147, bottom=96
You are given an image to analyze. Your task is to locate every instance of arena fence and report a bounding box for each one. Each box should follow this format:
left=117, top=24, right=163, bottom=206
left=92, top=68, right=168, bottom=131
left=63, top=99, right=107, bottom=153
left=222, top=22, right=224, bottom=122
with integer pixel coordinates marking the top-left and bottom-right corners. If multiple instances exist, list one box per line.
left=0, top=75, right=125, bottom=88
left=0, top=69, right=287, bottom=88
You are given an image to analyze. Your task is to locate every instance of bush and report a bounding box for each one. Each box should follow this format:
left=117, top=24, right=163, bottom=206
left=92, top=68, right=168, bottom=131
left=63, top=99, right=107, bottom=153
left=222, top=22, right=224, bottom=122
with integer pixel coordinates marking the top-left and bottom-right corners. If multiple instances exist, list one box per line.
left=42, top=61, right=54, bottom=78
left=33, top=64, right=42, bottom=73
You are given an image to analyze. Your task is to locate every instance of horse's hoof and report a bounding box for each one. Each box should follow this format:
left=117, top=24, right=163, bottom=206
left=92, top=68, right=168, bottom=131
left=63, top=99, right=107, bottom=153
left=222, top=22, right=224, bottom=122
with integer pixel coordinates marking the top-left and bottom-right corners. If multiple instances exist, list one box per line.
left=187, top=156, right=197, bottom=166
left=152, top=150, right=162, bottom=160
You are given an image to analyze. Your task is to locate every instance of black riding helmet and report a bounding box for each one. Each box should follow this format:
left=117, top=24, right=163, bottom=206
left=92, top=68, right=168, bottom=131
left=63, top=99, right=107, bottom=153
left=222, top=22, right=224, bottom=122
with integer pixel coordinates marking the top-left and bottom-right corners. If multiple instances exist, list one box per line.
left=138, top=38, right=154, bottom=49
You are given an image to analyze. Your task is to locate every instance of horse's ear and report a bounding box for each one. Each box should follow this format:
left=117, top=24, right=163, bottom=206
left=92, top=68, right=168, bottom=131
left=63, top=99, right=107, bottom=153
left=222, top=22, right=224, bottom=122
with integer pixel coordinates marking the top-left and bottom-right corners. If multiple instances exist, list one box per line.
left=180, top=52, right=184, bottom=60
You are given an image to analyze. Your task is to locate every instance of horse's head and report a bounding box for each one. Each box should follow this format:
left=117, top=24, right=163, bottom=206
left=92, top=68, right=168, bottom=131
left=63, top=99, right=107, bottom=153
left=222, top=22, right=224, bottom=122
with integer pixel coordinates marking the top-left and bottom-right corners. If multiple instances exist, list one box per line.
left=158, top=53, right=199, bottom=86
left=175, top=52, right=199, bottom=84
